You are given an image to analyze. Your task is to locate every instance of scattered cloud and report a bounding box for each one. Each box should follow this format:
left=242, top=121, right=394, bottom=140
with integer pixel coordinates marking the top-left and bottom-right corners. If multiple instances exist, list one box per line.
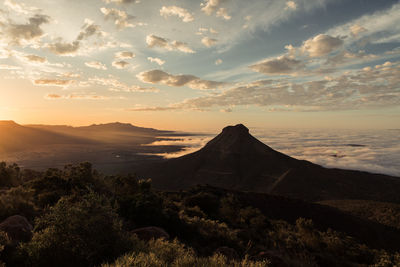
left=160, top=6, right=194, bottom=23
left=198, top=27, right=218, bottom=35
left=47, top=19, right=101, bottom=56
left=112, top=60, right=130, bottom=69
left=285, top=1, right=297, bottom=10
left=179, top=61, right=400, bottom=111
left=126, top=106, right=178, bottom=111
left=350, top=24, right=367, bottom=37
left=201, top=0, right=224, bottom=15
left=24, top=54, right=47, bottom=63
left=0, top=14, right=50, bottom=45
left=45, top=93, right=121, bottom=100
left=201, top=37, right=218, bottom=47
left=201, top=0, right=231, bottom=20
left=85, top=61, right=107, bottom=70
left=137, top=69, right=226, bottom=90
left=250, top=55, right=304, bottom=75
left=301, top=34, right=343, bottom=57
left=104, top=0, right=139, bottom=4
left=4, top=0, right=38, bottom=15
left=216, top=8, right=231, bottom=20
left=0, top=64, right=21, bottom=70
left=147, top=57, right=165, bottom=65
left=89, top=76, right=159, bottom=92
left=146, top=34, right=195, bottom=53
left=326, top=2, right=400, bottom=45
left=34, top=79, right=74, bottom=87
left=100, top=7, right=144, bottom=29
left=115, top=51, right=135, bottom=59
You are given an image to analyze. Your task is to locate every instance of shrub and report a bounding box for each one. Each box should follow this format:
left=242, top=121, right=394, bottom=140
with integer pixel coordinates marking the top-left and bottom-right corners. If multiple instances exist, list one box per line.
left=102, top=239, right=270, bottom=267
left=21, top=191, right=132, bottom=267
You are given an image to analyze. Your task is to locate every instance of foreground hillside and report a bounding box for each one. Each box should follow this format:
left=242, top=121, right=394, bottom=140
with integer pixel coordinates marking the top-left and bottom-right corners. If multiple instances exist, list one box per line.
left=1, top=162, right=400, bottom=266
left=139, top=124, right=400, bottom=203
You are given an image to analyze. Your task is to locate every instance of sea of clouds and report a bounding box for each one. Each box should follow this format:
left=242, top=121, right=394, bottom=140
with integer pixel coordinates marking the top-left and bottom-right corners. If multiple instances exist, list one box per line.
left=148, top=128, right=400, bottom=177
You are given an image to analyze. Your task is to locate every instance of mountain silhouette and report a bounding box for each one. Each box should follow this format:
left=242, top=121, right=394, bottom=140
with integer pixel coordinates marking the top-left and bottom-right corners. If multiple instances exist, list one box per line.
left=139, top=124, right=400, bottom=203
left=28, top=122, right=171, bottom=144
left=0, top=120, right=95, bottom=152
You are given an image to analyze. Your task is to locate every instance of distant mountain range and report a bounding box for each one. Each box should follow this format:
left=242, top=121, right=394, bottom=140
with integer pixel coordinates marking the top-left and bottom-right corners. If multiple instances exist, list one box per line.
left=0, top=120, right=95, bottom=152
left=0, top=121, right=171, bottom=152
left=139, top=124, right=400, bottom=203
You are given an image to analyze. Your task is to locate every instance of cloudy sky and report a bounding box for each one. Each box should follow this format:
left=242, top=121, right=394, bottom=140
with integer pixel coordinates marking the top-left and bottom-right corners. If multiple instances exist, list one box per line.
left=0, top=0, right=399, bottom=130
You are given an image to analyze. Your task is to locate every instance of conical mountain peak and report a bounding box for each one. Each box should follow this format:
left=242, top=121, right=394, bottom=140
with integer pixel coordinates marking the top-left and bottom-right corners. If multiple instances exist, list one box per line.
left=202, top=124, right=271, bottom=154
left=221, top=124, right=249, bottom=135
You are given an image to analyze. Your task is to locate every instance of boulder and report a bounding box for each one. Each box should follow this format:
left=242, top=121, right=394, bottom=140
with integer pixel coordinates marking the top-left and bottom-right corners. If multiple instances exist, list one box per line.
left=131, top=226, right=169, bottom=241
left=0, top=215, right=33, bottom=243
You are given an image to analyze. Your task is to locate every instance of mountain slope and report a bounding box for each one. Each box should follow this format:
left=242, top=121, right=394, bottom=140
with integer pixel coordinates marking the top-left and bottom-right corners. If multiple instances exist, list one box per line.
left=27, top=122, right=172, bottom=144
left=139, top=124, right=400, bottom=203
left=0, top=121, right=95, bottom=152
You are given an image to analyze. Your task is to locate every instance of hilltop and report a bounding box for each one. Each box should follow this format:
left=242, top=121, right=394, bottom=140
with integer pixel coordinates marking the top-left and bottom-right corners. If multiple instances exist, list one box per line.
left=139, top=124, right=400, bottom=203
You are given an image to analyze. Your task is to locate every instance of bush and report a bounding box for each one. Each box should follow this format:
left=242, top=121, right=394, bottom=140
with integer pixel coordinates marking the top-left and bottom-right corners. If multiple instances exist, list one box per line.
left=21, top=191, right=132, bottom=267
left=0, top=186, right=36, bottom=222
left=0, top=162, right=21, bottom=188
left=102, top=239, right=270, bottom=267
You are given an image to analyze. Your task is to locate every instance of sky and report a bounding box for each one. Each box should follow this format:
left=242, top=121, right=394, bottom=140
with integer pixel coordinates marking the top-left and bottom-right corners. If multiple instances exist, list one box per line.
left=0, top=0, right=399, bottom=131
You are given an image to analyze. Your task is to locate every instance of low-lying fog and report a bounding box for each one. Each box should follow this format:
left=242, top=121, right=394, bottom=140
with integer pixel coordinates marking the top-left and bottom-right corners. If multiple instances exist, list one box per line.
left=146, top=128, right=400, bottom=177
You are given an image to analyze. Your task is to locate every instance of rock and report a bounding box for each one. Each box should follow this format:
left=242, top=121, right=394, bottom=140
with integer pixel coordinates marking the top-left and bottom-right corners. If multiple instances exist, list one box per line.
left=0, top=215, right=33, bottom=243
left=131, top=226, right=169, bottom=241
left=214, top=246, right=239, bottom=260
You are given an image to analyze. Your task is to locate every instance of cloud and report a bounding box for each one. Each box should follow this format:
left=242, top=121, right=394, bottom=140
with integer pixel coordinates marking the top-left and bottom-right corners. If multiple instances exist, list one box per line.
left=201, top=0, right=225, bottom=15
left=100, top=7, right=144, bottom=29
left=137, top=69, right=226, bottom=90
left=48, top=41, right=80, bottom=56
left=250, top=55, right=304, bottom=75
left=175, top=61, right=400, bottom=111
left=112, top=60, right=130, bottom=69
left=146, top=34, right=195, bottom=53
left=0, top=64, right=21, bottom=70
left=104, top=0, right=139, bottom=4
left=301, top=34, right=343, bottom=57
left=89, top=76, right=158, bottom=92
left=160, top=6, right=194, bottom=23
left=350, top=24, right=367, bottom=37
left=76, top=19, right=101, bottom=41
left=34, top=79, right=74, bottom=87
left=197, top=27, right=218, bottom=35
left=45, top=93, right=63, bottom=99
left=115, top=51, right=135, bottom=59
left=325, top=50, right=377, bottom=66
left=285, top=1, right=297, bottom=10
left=24, top=54, right=47, bottom=63
left=47, top=19, right=101, bottom=56
left=126, top=106, right=178, bottom=111
left=216, top=8, right=231, bottom=20
left=147, top=57, right=165, bottom=65
left=4, top=0, right=38, bottom=15
left=1, top=14, right=50, bottom=45
left=85, top=61, right=107, bottom=70
left=326, top=2, right=400, bottom=45
left=201, top=37, right=217, bottom=47
left=45, top=93, right=120, bottom=100
left=215, top=59, right=223, bottom=65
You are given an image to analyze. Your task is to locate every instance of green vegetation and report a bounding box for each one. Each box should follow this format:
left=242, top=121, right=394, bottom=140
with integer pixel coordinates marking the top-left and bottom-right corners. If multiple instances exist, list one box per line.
left=0, top=162, right=400, bottom=266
